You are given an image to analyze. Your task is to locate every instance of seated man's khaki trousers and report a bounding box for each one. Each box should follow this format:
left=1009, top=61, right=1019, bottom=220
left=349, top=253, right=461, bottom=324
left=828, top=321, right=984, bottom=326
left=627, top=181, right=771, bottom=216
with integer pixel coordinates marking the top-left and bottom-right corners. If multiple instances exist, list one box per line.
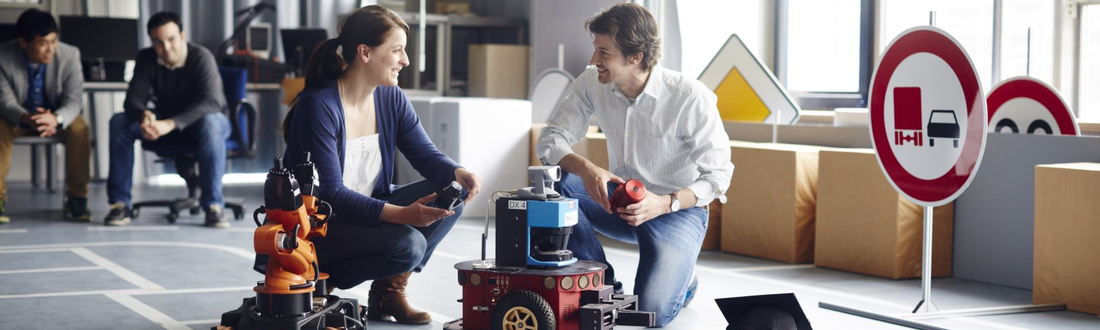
left=0, top=116, right=91, bottom=201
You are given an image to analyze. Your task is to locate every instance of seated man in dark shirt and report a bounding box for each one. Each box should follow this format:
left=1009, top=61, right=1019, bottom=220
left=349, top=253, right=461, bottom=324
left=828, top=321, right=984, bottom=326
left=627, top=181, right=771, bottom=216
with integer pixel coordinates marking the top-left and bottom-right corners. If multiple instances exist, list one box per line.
left=105, top=11, right=230, bottom=227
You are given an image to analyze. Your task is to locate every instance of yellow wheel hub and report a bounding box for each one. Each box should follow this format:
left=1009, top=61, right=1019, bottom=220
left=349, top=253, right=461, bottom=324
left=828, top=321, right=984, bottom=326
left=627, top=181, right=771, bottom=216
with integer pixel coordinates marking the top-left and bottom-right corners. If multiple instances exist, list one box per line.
left=502, top=305, right=538, bottom=330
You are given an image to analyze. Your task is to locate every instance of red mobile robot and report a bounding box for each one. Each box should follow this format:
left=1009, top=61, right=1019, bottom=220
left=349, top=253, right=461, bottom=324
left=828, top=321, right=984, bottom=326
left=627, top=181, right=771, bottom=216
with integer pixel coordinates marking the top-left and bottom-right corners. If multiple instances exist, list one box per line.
left=445, top=166, right=655, bottom=330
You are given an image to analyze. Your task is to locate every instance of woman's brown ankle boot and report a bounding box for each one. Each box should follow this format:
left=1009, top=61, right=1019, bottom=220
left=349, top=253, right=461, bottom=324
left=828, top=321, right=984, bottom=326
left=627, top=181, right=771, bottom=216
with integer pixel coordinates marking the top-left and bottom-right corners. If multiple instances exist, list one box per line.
left=366, top=272, right=431, bottom=324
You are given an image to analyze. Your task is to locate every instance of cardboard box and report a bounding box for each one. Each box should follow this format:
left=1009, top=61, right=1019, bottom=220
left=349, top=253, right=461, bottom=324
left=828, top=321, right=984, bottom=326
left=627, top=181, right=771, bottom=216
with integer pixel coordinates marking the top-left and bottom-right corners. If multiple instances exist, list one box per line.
left=530, top=125, right=600, bottom=167
left=530, top=123, right=546, bottom=167
left=580, top=132, right=608, bottom=170
left=469, top=44, right=529, bottom=99
left=702, top=200, right=723, bottom=250
left=281, top=77, right=305, bottom=105
left=1034, top=163, right=1100, bottom=315
left=721, top=143, right=821, bottom=263
left=434, top=0, right=471, bottom=15
left=814, top=149, right=953, bottom=279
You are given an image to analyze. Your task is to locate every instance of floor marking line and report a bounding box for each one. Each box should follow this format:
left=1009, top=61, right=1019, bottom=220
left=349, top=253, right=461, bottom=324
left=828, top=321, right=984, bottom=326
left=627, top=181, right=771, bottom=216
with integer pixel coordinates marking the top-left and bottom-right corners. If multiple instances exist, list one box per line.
left=0, top=228, right=28, bottom=233
left=105, top=293, right=192, bottom=330
left=0, top=266, right=102, bottom=275
left=0, top=247, right=74, bottom=254
left=87, top=226, right=179, bottom=231
left=0, top=285, right=255, bottom=300
left=0, top=288, right=145, bottom=299
left=127, top=286, right=255, bottom=296
left=71, top=247, right=165, bottom=291
left=0, top=241, right=254, bottom=259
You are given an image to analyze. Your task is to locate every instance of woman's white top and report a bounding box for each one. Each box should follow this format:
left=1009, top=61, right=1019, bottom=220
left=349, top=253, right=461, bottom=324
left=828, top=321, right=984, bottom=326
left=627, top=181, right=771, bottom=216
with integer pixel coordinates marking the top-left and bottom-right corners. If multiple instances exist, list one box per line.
left=343, top=134, right=383, bottom=197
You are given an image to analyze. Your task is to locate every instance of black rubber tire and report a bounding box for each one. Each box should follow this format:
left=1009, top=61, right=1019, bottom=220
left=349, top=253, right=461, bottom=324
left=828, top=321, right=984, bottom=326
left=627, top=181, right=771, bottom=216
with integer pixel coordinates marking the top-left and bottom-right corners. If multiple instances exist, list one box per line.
left=491, top=290, right=556, bottom=330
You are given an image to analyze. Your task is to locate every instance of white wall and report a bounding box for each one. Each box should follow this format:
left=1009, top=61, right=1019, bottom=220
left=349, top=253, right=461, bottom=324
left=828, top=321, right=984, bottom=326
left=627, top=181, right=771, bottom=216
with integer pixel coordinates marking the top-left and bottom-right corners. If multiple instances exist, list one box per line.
left=529, top=0, right=622, bottom=80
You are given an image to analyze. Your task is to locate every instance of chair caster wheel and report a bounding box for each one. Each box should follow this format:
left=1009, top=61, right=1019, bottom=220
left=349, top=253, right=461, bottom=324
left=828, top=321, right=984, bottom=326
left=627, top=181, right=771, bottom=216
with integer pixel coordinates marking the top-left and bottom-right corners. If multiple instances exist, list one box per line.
left=131, top=208, right=141, bottom=218
left=190, top=207, right=201, bottom=215
left=166, top=213, right=178, bottom=223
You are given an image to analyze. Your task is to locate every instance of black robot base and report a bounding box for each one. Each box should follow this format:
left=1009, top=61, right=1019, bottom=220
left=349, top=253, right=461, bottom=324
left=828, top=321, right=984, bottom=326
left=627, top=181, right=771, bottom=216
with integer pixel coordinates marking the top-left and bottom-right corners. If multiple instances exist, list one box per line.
left=214, top=294, right=365, bottom=330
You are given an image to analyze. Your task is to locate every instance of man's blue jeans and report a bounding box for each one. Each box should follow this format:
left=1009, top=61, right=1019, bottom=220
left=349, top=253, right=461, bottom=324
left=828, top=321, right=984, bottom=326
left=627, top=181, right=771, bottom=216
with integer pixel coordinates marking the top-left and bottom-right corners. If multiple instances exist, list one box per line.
left=107, top=112, right=230, bottom=208
left=558, top=172, right=708, bottom=327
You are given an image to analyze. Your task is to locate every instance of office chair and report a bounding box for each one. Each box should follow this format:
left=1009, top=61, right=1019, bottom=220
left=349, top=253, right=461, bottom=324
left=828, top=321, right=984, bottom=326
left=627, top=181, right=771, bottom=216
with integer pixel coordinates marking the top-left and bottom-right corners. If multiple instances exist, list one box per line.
left=131, top=67, right=257, bottom=223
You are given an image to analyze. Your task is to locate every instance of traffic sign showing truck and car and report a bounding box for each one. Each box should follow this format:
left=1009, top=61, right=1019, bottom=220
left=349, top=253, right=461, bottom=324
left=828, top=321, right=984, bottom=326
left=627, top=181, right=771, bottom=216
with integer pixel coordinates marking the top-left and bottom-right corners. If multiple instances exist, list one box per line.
left=893, top=87, right=960, bottom=149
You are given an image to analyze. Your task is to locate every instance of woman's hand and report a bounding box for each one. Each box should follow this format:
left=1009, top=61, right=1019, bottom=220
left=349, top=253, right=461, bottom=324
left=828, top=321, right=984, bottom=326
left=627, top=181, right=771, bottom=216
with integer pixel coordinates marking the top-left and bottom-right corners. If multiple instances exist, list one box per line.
left=454, top=167, right=481, bottom=205
left=382, top=193, right=454, bottom=227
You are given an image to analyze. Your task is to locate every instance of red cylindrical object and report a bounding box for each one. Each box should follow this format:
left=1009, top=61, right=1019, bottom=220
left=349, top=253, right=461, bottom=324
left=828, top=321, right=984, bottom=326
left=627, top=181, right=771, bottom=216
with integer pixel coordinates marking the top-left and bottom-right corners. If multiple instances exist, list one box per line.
left=611, top=179, right=646, bottom=213
left=622, top=179, right=646, bottom=204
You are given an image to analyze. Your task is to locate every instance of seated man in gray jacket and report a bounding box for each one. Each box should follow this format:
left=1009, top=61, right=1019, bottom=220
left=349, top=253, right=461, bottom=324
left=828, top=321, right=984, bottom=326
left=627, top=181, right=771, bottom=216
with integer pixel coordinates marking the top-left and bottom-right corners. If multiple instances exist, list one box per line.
left=0, top=9, right=90, bottom=223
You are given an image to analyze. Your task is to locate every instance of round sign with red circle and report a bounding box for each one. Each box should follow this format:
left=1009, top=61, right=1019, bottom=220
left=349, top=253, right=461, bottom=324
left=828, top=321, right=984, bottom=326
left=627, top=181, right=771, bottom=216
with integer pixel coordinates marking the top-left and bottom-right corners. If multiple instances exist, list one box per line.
left=987, top=76, right=1078, bottom=136
left=870, top=27, right=988, bottom=207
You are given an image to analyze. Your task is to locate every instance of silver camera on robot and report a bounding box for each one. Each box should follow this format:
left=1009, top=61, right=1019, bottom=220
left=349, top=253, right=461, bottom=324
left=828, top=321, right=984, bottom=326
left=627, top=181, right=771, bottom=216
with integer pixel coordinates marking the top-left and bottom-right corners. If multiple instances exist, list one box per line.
left=518, top=166, right=562, bottom=200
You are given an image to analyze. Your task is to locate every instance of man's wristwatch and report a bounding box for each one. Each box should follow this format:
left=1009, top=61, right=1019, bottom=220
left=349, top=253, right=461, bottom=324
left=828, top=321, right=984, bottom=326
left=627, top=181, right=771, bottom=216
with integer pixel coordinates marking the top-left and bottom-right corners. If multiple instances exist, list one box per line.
left=669, top=193, right=681, bottom=213
left=55, top=114, right=64, bottom=127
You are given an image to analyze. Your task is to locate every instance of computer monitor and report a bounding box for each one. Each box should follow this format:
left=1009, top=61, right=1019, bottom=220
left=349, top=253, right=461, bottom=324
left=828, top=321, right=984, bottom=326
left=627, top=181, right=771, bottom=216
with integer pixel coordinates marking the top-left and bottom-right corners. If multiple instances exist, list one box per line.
left=280, top=28, right=327, bottom=77
left=247, top=23, right=271, bottom=60
left=58, top=16, right=138, bottom=61
left=0, top=24, right=17, bottom=43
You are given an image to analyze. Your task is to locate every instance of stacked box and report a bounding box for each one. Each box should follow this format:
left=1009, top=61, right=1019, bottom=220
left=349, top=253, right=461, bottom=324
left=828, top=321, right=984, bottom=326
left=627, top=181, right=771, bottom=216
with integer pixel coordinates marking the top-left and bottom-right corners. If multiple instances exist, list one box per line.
left=814, top=149, right=953, bottom=279
left=1034, top=163, right=1100, bottom=315
left=722, top=143, right=820, bottom=263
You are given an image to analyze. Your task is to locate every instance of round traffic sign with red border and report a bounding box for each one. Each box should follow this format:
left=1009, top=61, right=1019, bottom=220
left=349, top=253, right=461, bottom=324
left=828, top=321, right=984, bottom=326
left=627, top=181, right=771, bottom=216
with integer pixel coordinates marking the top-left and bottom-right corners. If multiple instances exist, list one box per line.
left=987, top=76, right=1078, bottom=136
left=870, top=27, right=988, bottom=207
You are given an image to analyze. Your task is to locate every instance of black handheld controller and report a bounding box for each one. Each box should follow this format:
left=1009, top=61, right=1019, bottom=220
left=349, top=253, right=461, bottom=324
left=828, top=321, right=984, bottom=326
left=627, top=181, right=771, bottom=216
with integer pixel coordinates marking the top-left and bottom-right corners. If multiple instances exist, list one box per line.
left=430, top=181, right=464, bottom=211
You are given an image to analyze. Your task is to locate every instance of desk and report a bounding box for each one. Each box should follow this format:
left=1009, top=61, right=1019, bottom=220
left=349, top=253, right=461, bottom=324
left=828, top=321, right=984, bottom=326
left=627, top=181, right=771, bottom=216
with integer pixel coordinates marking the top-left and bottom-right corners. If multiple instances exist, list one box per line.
left=85, top=81, right=281, bottom=91
left=84, top=81, right=283, bottom=179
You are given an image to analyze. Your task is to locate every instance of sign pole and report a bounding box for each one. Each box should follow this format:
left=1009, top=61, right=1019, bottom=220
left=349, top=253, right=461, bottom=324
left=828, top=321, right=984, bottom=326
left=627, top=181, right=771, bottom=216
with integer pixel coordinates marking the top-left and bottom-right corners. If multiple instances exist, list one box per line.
left=914, top=205, right=939, bottom=313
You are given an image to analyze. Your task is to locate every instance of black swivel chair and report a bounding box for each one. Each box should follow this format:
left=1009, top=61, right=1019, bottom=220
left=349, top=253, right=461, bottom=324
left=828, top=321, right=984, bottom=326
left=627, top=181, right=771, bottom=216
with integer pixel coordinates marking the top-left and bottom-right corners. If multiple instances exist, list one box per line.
left=132, top=67, right=257, bottom=223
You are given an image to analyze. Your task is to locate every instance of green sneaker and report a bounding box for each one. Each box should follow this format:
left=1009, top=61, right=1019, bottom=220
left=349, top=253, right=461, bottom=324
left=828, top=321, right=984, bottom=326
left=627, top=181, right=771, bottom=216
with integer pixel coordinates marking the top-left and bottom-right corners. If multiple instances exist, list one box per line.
left=63, top=196, right=92, bottom=222
left=0, top=199, right=9, bottom=224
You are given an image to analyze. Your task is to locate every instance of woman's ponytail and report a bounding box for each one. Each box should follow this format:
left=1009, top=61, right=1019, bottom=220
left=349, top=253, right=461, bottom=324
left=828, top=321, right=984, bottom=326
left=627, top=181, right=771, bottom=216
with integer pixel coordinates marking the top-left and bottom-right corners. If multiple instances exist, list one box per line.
left=282, top=38, right=345, bottom=140
left=303, top=38, right=345, bottom=89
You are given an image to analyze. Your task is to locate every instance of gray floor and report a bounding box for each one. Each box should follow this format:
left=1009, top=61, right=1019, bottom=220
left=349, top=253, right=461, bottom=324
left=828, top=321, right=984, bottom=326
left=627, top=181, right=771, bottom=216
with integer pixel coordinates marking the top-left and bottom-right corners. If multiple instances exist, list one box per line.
left=1, top=181, right=1099, bottom=330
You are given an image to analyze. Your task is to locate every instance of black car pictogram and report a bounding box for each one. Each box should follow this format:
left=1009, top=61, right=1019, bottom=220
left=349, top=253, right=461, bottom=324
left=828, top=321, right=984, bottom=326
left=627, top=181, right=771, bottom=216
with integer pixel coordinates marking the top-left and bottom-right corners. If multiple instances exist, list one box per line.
left=927, top=109, right=960, bottom=148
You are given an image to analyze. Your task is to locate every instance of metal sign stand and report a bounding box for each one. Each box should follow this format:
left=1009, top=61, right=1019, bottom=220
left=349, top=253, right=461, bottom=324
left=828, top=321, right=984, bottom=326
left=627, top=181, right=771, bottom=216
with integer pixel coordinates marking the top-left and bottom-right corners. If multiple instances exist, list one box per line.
left=913, top=206, right=938, bottom=313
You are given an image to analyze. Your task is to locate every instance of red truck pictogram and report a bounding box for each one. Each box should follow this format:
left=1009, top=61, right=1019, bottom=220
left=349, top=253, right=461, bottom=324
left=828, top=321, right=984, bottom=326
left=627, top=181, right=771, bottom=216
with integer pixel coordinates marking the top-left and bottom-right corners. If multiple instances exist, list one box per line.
left=894, top=87, right=924, bottom=146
